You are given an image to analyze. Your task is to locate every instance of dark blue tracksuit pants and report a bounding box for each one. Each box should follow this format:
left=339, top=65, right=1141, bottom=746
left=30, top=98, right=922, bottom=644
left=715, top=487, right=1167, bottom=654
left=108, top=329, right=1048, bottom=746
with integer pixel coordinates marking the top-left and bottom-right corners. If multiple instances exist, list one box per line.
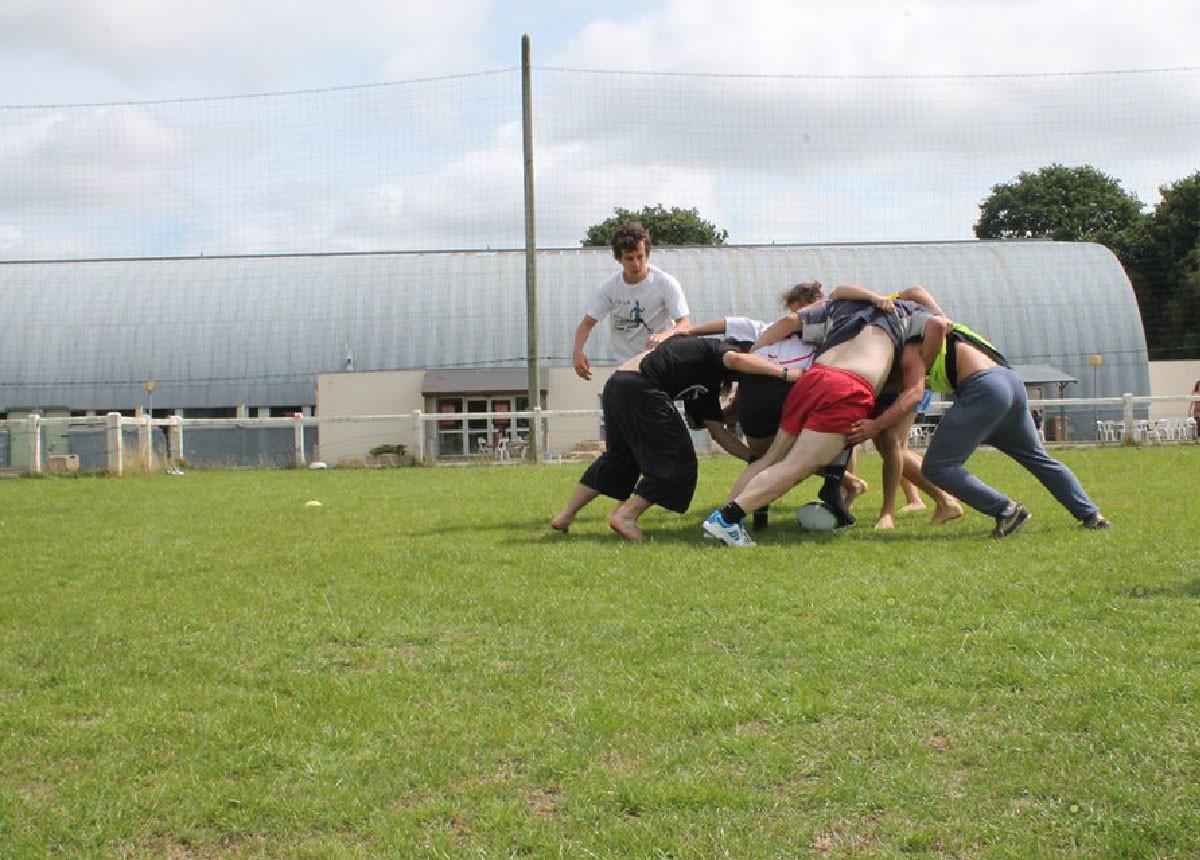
left=922, top=366, right=1099, bottom=521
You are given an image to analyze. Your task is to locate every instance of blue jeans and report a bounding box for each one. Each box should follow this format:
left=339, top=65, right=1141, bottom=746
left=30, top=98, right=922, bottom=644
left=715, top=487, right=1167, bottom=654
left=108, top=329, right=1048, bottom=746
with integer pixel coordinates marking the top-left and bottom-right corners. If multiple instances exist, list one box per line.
left=922, top=366, right=1099, bottom=521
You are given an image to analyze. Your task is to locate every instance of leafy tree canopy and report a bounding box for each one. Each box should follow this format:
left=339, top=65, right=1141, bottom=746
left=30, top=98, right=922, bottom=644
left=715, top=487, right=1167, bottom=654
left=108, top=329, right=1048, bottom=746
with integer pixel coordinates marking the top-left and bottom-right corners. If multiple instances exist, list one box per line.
left=1144, top=172, right=1200, bottom=358
left=1148, top=172, right=1200, bottom=261
left=974, top=164, right=1145, bottom=244
left=582, top=204, right=729, bottom=248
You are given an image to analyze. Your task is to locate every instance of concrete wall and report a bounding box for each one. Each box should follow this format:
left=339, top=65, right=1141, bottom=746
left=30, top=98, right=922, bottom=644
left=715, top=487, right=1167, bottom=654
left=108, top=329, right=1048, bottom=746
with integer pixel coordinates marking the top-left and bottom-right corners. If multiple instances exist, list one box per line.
left=316, top=366, right=616, bottom=462
left=316, top=370, right=426, bottom=465
left=1149, top=360, right=1200, bottom=420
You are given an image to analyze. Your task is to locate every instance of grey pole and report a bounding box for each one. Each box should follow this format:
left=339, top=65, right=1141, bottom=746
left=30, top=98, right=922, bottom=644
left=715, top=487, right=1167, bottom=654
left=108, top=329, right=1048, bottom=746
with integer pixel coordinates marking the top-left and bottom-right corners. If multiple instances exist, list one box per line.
left=521, top=34, right=541, bottom=462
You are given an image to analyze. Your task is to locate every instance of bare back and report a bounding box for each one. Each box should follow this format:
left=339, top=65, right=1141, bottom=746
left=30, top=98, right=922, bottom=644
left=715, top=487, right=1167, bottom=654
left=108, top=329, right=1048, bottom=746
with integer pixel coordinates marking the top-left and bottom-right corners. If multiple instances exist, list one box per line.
left=953, top=338, right=999, bottom=384
left=813, top=325, right=896, bottom=392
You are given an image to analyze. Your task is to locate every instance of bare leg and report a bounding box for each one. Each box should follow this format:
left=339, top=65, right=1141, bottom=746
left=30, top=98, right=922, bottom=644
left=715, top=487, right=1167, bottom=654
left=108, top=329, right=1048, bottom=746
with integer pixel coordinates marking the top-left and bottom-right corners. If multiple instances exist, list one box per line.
left=841, top=446, right=869, bottom=506
left=735, top=430, right=846, bottom=514
left=745, top=436, right=775, bottom=528
left=874, top=426, right=905, bottom=530
left=901, top=449, right=963, bottom=525
left=725, top=429, right=797, bottom=503
left=607, top=494, right=651, bottom=542
left=899, top=477, right=925, bottom=511
left=842, top=470, right=869, bottom=504
left=550, top=483, right=604, bottom=532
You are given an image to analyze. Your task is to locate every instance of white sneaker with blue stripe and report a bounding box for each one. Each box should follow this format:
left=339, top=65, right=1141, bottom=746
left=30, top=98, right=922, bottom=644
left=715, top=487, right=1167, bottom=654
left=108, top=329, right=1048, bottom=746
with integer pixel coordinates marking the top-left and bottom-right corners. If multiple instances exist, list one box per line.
left=703, top=510, right=756, bottom=547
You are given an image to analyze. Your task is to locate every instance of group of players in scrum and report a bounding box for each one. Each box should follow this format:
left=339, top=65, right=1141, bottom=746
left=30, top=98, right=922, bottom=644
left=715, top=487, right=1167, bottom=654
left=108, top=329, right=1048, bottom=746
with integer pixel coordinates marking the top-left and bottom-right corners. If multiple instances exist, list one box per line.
left=549, top=222, right=1111, bottom=546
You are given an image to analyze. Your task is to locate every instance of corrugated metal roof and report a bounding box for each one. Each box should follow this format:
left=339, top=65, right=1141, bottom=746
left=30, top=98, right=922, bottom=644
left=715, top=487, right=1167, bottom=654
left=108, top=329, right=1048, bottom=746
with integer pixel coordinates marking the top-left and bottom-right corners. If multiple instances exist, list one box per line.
left=0, top=241, right=1148, bottom=411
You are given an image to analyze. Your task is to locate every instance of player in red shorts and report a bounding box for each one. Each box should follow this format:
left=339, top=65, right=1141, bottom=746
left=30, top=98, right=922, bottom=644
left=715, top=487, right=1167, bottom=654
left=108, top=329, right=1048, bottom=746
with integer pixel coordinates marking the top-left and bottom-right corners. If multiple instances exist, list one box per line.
left=703, top=296, right=946, bottom=546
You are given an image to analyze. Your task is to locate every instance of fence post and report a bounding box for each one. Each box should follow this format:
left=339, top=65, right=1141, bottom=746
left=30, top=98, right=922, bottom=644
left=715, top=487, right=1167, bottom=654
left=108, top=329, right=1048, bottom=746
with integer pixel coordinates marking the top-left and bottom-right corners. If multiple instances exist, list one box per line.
left=27, top=413, right=42, bottom=476
left=169, top=415, right=183, bottom=463
left=293, top=414, right=306, bottom=467
left=1121, top=393, right=1135, bottom=445
left=138, top=414, right=154, bottom=473
left=106, top=412, right=124, bottom=476
left=412, top=410, right=426, bottom=463
left=532, top=405, right=544, bottom=463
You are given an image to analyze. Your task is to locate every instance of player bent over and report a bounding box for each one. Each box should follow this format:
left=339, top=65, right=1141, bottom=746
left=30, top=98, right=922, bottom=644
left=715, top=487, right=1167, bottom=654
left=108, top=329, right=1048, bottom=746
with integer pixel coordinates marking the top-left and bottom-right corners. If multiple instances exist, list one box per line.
left=675, top=281, right=869, bottom=529
left=847, top=286, right=1111, bottom=537
left=705, top=297, right=946, bottom=546
left=550, top=334, right=801, bottom=542
left=831, top=286, right=963, bottom=530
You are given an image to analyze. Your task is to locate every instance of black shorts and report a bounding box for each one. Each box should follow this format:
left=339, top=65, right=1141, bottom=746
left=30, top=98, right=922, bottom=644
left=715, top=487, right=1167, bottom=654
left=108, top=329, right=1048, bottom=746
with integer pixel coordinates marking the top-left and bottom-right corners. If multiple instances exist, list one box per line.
left=736, top=374, right=792, bottom=439
left=871, top=390, right=899, bottom=419
left=579, top=371, right=699, bottom=513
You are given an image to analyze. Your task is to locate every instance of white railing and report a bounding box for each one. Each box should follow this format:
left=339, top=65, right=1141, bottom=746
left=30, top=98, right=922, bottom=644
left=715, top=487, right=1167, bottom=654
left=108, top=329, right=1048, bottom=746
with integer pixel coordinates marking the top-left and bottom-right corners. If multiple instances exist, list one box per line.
left=2, top=394, right=1197, bottom=476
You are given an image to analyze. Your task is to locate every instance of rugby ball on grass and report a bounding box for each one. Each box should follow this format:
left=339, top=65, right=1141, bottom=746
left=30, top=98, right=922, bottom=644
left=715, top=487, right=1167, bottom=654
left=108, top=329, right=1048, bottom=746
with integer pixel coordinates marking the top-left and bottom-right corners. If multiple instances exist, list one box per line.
left=796, top=500, right=843, bottom=532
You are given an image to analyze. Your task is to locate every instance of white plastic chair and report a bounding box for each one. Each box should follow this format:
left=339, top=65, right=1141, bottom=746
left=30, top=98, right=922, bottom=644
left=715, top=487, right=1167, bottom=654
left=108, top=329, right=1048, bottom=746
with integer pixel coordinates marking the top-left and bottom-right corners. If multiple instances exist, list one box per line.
left=494, top=437, right=510, bottom=461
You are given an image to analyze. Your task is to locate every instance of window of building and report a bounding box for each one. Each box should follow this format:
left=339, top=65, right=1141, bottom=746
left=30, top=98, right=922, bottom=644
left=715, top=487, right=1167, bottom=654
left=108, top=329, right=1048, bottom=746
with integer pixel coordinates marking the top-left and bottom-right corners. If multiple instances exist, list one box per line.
left=435, top=394, right=530, bottom=458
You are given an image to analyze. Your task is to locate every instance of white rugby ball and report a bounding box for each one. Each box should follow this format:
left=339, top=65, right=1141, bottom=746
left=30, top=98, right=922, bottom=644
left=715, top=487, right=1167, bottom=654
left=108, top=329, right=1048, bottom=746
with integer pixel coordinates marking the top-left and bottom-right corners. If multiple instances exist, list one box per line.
left=796, top=500, right=842, bottom=532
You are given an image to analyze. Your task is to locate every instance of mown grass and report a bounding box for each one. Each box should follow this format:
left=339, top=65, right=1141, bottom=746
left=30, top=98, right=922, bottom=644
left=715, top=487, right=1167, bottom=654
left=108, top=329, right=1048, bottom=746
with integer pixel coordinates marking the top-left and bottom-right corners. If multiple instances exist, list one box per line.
left=1, top=446, right=1198, bottom=858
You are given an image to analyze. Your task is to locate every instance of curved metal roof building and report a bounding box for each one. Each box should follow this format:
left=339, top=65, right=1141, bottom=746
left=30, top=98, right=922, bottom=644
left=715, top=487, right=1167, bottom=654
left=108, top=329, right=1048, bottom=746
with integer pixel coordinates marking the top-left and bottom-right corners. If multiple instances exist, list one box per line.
left=0, top=240, right=1148, bottom=413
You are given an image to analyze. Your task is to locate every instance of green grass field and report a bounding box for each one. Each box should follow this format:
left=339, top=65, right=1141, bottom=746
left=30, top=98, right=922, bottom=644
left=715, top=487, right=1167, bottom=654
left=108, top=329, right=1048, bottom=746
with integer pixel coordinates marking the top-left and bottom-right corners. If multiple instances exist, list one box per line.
left=2, top=446, right=1198, bottom=858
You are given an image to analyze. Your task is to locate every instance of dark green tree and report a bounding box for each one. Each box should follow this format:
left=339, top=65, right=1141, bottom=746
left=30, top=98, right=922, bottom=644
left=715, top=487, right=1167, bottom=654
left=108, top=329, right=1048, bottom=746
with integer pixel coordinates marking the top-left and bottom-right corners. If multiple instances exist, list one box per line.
left=1139, top=172, right=1200, bottom=359
left=974, top=164, right=1145, bottom=245
left=582, top=205, right=729, bottom=248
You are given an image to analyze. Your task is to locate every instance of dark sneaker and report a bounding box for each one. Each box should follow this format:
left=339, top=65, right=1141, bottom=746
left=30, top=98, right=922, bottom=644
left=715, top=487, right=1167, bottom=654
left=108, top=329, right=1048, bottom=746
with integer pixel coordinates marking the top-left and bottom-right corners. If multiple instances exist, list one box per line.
left=752, top=506, right=770, bottom=531
left=818, top=478, right=856, bottom=527
left=992, top=502, right=1031, bottom=538
left=1082, top=513, right=1111, bottom=530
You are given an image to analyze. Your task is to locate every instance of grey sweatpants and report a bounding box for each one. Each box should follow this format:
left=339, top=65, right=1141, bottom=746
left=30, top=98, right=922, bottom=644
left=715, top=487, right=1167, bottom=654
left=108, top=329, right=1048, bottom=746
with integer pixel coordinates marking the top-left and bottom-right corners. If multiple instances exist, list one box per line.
left=922, top=366, right=1099, bottom=521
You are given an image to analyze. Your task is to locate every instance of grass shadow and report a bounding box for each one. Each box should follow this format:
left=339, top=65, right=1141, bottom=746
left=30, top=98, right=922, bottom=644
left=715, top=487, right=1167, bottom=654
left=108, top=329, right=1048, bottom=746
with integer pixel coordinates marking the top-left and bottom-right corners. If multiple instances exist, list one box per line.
left=1121, top=578, right=1200, bottom=600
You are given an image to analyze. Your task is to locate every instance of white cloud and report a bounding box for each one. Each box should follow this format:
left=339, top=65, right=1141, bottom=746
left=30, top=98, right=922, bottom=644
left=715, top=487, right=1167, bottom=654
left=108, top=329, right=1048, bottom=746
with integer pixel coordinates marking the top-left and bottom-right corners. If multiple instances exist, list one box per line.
left=0, top=0, right=496, bottom=102
left=550, top=0, right=1200, bottom=75
left=0, top=0, right=1196, bottom=257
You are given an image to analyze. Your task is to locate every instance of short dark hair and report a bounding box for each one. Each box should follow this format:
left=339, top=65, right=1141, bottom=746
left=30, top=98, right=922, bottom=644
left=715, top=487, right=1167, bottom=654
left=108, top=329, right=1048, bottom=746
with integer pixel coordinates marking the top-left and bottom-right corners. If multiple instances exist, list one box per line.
left=780, top=280, right=822, bottom=308
left=611, top=221, right=651, bottom=259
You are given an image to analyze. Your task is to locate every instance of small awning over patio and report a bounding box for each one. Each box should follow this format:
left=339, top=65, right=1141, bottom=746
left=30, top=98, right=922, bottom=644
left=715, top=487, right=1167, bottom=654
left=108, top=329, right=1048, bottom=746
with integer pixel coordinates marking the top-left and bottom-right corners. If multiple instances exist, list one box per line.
left=421, top=368, right=549, bottom=395
left=1010, top=364, right=1078, bottom=390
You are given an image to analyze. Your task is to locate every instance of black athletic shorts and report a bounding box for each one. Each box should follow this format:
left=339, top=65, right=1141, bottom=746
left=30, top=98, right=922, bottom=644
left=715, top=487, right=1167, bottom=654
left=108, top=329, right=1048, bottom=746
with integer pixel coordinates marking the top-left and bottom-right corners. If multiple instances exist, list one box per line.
left=736, top=374, right=792, bottom=439
left=579, top=371, right=699, bottom=513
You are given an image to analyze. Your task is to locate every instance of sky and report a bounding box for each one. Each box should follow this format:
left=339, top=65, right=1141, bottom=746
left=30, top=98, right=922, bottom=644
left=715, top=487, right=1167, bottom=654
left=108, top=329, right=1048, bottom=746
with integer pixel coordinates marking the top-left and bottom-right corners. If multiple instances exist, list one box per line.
left=1, top=0, right=1198, bottom=257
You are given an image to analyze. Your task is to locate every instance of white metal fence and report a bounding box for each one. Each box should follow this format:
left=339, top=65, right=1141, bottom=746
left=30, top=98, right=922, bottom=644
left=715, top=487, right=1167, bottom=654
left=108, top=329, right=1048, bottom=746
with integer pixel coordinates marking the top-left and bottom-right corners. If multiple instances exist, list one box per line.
left=2, top=395, right=1197, bottom=477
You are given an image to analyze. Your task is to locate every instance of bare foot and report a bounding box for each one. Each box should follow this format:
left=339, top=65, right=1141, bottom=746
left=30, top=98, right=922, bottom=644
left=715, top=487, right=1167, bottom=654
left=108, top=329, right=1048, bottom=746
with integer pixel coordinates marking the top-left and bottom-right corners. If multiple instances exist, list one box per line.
left=899, top=500, right=927, bottom=514
left=930, top=501, right=964, bottom=526
left=549, top=513, right=571, bottom=533
left=844, top=477, right=869, bottom=506
left=874, top=513, right=896, bottom=531
left=607, top=511, right=643, bottom=542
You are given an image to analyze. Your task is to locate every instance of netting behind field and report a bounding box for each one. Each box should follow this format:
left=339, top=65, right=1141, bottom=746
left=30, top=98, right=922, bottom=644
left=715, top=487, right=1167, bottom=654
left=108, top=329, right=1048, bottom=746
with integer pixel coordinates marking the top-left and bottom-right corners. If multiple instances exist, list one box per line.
left=3, top=66, right=1197, bottom=259
left=0, top=71, right=524, bottom=259
left=531, top=67, right=1200, bottom=246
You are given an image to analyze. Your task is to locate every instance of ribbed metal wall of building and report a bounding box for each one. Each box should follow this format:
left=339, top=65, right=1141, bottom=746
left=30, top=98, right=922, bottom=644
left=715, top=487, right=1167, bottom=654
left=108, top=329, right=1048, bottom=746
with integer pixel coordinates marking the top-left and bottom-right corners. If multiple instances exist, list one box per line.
left=0, top=240, right=1148, bottom=413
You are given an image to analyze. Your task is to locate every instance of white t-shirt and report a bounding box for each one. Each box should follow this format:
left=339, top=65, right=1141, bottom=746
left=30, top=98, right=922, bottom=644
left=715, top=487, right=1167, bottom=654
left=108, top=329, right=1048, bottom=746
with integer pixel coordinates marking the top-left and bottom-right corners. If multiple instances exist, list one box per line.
left=582, top=264, right=689, bottom=362
left=725, top=316, right=818, bottom=371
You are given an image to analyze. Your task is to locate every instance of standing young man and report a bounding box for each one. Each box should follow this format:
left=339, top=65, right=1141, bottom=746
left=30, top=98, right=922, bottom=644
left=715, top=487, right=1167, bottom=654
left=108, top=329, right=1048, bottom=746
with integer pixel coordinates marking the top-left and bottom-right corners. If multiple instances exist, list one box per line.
left=572, top=221, right=690, bottom=380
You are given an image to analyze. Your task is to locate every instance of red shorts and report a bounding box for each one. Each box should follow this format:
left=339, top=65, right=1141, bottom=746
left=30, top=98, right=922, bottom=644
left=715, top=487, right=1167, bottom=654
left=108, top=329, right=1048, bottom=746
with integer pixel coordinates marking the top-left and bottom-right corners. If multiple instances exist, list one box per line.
left=779, top=364, right=876, bottom=435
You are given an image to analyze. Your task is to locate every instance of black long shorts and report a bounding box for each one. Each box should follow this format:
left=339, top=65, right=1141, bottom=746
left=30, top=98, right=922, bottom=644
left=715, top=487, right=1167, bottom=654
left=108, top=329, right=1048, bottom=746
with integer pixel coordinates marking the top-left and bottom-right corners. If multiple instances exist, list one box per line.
left=736, top=374, right=792, bottom=439
left=579, top=371, right=699, bottom=513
